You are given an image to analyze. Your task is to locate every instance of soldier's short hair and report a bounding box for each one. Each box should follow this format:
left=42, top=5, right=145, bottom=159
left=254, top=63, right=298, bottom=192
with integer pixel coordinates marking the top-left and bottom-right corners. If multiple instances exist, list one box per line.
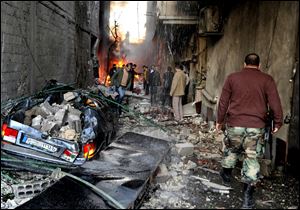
left=245, top=53, right=260, bottom=66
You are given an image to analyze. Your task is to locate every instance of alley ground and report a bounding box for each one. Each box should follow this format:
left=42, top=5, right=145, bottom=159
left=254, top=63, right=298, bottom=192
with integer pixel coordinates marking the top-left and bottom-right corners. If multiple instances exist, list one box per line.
left=119, top=96, right=299, bottom=209
left=1, top=90, right=299, bottom=209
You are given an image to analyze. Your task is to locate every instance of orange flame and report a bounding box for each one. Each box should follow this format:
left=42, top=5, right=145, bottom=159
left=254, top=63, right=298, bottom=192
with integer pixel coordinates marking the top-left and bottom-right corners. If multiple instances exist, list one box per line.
left=106, top=75, right=111, bottom=86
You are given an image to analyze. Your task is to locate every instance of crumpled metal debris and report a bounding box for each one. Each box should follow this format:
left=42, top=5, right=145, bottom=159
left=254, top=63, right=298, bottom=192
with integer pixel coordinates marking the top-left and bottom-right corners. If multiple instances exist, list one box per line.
left=190, top=175, right=232, bottom=194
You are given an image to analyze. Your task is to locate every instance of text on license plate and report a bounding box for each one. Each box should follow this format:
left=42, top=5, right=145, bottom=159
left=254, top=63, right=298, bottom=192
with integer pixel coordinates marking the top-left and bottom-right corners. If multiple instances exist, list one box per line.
left=23, top=136, right=58, bottom=153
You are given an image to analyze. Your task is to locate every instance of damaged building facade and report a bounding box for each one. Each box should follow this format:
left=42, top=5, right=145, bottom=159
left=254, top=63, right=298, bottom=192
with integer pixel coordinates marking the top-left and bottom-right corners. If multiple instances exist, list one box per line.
left=1, top=1, right=100, bottom=101
left=148, top=1, right=299, bottom=168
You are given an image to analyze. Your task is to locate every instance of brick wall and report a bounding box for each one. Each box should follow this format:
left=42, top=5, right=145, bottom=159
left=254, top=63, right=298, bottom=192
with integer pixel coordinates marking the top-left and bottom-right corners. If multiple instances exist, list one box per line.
left=1, top=1, right=98, bottom=101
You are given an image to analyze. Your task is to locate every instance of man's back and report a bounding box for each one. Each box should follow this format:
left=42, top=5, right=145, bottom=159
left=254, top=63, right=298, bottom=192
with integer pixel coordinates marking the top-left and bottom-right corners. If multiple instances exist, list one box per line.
left=149, top=70, right=161, bottom=87
left=218, top=67, right=283, bottom=128
left=170, top=70, right=186, bottom=96
left=163, top=71, right=174, bottom=90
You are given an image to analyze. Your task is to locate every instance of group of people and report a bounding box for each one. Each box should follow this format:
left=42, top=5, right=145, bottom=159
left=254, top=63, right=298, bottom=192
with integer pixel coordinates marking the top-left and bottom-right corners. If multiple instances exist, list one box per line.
left=143, top=64, right=190, bottom=121
left=109, top=62, right=190, bottom=121
left=109, top=62, right=137, bottom=92
left=107, top=53, right=283, bottom=209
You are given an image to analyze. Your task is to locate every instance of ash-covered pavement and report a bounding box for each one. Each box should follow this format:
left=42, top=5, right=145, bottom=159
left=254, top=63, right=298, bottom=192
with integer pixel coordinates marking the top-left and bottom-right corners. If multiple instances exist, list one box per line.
left=118, top=98, right=299, bottom=209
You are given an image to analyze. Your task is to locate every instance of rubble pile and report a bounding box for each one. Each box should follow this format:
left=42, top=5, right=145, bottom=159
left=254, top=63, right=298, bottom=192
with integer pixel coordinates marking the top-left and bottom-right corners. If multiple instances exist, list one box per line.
left=117, top=105, right=220, bottom=208
left=1, top=171, right=56, bottom=209
left=1, top=91, right=298, bottom=209
left=132, top=104, right=298, bottom=209
left=23, top=93, right=82, bottom=141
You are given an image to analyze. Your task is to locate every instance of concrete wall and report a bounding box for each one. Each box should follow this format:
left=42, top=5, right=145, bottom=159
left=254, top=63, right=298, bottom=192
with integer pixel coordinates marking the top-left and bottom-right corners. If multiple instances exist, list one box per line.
left=1, top=1, right=98, bottom=101
left=157, top=1, right=177, bottom=17
left=202, top=1, right=299, bottom=142
left=88, top=1, right=99, bottom=36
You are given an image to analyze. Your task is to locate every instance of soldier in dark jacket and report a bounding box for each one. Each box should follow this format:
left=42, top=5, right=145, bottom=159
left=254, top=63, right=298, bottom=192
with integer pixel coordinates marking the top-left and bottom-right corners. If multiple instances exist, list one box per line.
left=149, top=65, right=161, bottom=105
left=162, top=66, right=174, bottom=107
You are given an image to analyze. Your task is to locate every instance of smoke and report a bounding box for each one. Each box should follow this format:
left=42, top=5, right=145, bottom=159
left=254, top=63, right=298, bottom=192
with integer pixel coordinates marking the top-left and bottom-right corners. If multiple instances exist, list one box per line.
left=108, top=1, right=157, bottom=71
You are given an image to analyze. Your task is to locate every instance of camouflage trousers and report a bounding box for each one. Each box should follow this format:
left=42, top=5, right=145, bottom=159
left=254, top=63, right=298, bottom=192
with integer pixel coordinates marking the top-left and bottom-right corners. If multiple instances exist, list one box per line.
left=221, top=126, right=265, bottom=184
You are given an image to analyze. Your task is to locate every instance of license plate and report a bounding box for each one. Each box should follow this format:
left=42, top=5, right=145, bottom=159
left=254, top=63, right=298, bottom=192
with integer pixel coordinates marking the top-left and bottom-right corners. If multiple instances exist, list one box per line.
left=22, top=136, right=58, bottom=153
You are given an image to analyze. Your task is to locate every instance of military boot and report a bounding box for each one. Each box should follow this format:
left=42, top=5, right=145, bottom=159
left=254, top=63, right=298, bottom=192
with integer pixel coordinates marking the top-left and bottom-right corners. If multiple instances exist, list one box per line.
left=242, top=183, right=255, bottom=209
left=220, top=167, right=233, bottom=183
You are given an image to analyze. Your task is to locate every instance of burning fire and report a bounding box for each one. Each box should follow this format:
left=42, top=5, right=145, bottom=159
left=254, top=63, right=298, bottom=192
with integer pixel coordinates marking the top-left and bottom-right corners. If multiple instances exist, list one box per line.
left=98, top=65, right=106, bottom=85
left=117, top=60, right=124, bottom=67
left=106, top=75, right=111, bottom=85
left=104, top=57, right=127, bottom=86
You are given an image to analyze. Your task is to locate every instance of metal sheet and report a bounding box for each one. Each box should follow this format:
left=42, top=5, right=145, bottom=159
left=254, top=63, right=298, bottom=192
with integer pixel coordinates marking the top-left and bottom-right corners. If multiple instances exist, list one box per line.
left=17, top=132, right=170, bottom=209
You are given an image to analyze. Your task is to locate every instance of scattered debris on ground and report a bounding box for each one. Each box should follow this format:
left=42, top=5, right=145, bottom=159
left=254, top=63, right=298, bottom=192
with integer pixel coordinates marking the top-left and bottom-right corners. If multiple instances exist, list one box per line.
left=1, top=86, right=299, bottom=209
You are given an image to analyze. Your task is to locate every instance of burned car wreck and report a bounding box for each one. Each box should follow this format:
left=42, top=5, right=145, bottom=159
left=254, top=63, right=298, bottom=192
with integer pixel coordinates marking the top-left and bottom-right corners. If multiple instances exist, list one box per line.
left=1, top=81, right=119, bottom=169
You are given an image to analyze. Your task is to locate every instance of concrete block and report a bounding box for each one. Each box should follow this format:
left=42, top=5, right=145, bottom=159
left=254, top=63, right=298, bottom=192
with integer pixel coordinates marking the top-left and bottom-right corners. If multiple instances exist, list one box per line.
left=74, top=120, right=82, bottom=133
left=155, top=164, right=171, bottom=183
left=175, top=143, right=194, bottom=156
left=12, top=179, right=55, bottom=198
left=41, top=120, right=59, bottom=134
left=67, top=119, right=82, bottom=133
left=31, top=115, right=43, bottom=129
left=33, top=106, right=48, bottom=118
left=66, top=113, right=80, bottom=122
left=139, top=101, right=151, bottom=113
left=69, top=106, right=81, bottom=117
left=63, top=92, right=77, bottom=101
left=60, top=129, right=76, bottom=140
left=39, top=101, right=55, bottom=116
left=66, top=112, right=81, bottom=132
left=54, top=108, right=67, bottom=126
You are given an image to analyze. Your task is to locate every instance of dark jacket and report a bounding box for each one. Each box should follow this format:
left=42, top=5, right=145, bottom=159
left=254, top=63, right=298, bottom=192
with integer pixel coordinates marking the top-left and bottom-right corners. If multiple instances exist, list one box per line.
left=163, top=70, right=174, bottom=91
left=111, top=69, right=132, bottom=90
left=109, top=67, right=117, bottom=78
left=149, top=70, right=161, bottom=87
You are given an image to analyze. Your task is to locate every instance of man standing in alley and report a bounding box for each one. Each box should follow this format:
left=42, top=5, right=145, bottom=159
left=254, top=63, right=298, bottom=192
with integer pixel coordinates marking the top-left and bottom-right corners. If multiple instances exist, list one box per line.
left=111, top=63, right=132, bottom=114
left=216, top=53, right=283, bottom=209
left=149, top=65, right=161, bottom=105
left=162, top=66, right=174, bottom=107
left=170, top=64, right=186, bottom=121
left=129, top=63, right=137, bottom=91
left=182, top=66, right=190, bottom=105
left=143, top=65, right=150, bottom=95
left=109, top=64, right=118, bottom=78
